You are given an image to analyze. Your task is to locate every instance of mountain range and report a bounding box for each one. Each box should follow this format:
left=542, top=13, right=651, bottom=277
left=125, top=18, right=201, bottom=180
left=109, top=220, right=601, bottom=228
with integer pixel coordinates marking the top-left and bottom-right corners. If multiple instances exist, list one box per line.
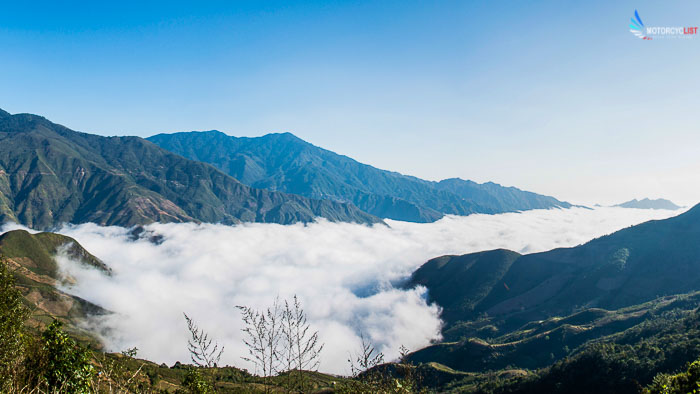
left=0, top=109, right=380, bottom=230
left=0, top=108, right=578, bottom=230
left=148, top=130, right=573, bottom=222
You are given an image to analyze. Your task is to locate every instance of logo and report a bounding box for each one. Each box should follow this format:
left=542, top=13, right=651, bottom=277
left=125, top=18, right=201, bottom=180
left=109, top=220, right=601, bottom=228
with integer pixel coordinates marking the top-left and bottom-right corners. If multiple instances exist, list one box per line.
left=629, top=10, right=649, bottom=40
left=629, top=10, right=698, bottom=40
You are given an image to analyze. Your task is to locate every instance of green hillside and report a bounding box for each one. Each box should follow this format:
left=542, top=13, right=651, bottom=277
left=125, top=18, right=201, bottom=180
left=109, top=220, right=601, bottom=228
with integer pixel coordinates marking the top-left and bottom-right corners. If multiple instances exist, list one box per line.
left=395, top=292, right=700, bottom=393
left=410, top=249, right=522, bottom=325
left=409, top=293, right=698, bottom=372
left=409, top=204, right=700, bottom=336
left=148, top=130, right=572, bottom=222
left=0, top=109, right=381, bottom=230
left=476, top=293, right=700, bottom=394
left=0, top=229, right=108, bottom=341
left=399, top=204, right=700, bottom=392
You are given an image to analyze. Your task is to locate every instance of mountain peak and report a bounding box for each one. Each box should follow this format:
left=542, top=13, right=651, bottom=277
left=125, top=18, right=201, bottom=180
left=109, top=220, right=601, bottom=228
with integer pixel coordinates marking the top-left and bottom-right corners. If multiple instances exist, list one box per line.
left=0, top=108, right=10, bottom=118
left=440, top=177, right=476, bottom=184
left=200, top=129, right=225, bottom=135
left=615, top=198, right=681, bottom=210
left=264, top=131, right=304, bottom=142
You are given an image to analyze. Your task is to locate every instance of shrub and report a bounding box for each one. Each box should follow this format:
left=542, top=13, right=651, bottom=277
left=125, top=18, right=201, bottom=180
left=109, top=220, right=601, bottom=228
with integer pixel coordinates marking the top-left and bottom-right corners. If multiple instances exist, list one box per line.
left=0, top=256, right=29, bottom=391
left=38, top=320, right=96, bottom=392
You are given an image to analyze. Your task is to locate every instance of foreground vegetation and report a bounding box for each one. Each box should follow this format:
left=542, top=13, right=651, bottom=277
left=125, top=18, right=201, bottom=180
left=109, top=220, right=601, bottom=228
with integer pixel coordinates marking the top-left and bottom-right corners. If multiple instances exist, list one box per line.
left=0, top=255, right=430, bottom=393
left=3, top=250, right=700, bottom=394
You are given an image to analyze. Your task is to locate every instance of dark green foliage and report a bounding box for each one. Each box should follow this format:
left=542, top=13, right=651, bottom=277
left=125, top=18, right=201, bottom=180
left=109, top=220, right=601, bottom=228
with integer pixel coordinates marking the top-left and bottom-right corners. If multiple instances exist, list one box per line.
left=179, top=368, right=214, bottom=394
left=96, top=354, right=256, bottom=393
left=336, top=359, right=441, bottom=393
left=645, top=359, right=700, bottom=394
left=409, top=295, right=669, bottom=374
left=0, top=256, right=29, bottom=391
left=466, top=297, right=700, bottom=394
left=38, top=320, right=96, bottom=392
left=0, top=110, right=380, bottom=230
left=148, top=130, right=571, bottom=222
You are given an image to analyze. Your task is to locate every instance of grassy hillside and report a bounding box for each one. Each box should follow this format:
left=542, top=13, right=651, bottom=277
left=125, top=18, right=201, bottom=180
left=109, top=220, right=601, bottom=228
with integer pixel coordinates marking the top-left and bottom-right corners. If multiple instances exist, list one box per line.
left=410, top=293, right=699, bottom=372
left=474, top=293, right=700, bottom=394
left=0, top=110, right=381, bottom=230
left=376, top=292, right=700, bottom=393
left=408, top=204, right=700, bottom=337
left=148, top=130, right=572, bottom=222
left=399, top=204, right=700, bottom=392
left=410, top=249, right=522, bottom=325
left=0, top=229, right=108, bottom=341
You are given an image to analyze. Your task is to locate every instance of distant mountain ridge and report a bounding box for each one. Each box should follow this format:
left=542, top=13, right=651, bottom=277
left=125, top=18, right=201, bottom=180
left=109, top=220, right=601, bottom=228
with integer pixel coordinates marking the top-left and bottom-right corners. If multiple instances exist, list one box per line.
left=0, top=109, right=380, bottom=230
left=614, top=198, right=681, bottom=210
left=148, top=130, right=572, bottom=222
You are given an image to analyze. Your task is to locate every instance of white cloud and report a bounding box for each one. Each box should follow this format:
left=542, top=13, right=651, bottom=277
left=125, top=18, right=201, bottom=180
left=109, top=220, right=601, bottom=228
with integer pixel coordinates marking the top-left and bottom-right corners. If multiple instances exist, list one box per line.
left=3, top=206, right=683, bottom=374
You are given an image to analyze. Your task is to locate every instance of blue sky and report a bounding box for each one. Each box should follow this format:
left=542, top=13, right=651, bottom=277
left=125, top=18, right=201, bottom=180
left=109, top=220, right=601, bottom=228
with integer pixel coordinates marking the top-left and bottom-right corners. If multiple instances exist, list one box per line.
left=1, top=0, right=699, bottom=206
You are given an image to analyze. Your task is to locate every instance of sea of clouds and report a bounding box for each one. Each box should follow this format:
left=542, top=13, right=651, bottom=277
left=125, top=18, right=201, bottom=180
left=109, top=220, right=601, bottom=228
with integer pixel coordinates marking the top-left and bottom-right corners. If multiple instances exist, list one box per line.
left=0, top=206, right=685, bottom=374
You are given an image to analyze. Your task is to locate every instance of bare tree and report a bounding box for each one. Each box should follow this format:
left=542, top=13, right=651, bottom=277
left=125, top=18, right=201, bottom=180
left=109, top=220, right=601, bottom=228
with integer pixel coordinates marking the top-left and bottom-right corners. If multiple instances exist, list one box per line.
left=184, top=313, right=224, bottom=368
left=282, top=295, right=324, bottom=391
left=239, top=296, right=324, bottom=392
left=281, top=304, right=296, bottom=390
left=237, top=305, right=268, bottom=376
left=237, top=298, right=283, bottom=392
left=264, top=298, right=282, bottom=378
left=348, top=332, right=384, bottom=377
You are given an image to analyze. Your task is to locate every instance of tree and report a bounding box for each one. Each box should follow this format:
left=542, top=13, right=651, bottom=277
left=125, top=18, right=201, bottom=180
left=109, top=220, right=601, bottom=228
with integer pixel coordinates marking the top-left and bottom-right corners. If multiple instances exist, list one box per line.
left=237, top=304, right=269, bottom=378
left=0, top=256, right=29, bottom=391
left=339, top=341, right=424, bottom=393
left=645, top=359, right=700, bottom=394
left=238, top=296, right=324, bottom=392
left=281, top=295, right=323, bottom=392
left=183, top=313, right=223, bottom=393
left=348, top=332, right=385, bottom=377
left=184, top=313, right=224, bottom=368
left=180, top=368, right=214, bottom=394
left=39, top=320, right=96, bottom=392
left=237, top=298, right=282, bottom=388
